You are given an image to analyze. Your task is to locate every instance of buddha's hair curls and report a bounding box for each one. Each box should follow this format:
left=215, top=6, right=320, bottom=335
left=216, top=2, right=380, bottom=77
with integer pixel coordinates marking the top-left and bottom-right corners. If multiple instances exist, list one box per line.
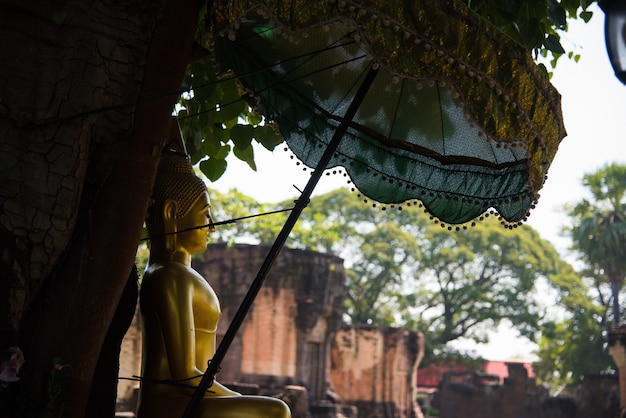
left=146, top=153, right=207, bottom=237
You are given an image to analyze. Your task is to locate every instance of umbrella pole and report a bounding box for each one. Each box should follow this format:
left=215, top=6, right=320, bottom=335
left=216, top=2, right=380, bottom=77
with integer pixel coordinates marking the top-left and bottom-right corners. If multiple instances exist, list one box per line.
left=182, top=66, right=378, bottom=418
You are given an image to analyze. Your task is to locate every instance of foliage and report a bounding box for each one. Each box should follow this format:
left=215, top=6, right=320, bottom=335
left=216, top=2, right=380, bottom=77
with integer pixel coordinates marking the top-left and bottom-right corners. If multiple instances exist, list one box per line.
left=465, top=0, right=595, bottom=71
left=565, top=163, right=626, bottom=325
left=345, top=221, right=420, bottom=325
left=213, top=187, right=570, bottom=351
left=176, top=60, right=284, bottom=182
left=534, top=265, right=614, bottom=386
left=210, top=187, right=377, bottom=252
left=134, top=243, right=150, bottom=281
left=536, top=316, right=613, bottom=386
left=176, top=1, right=596, bottom=182
left=533, top=163, right=626, bottom=387
left=401, top=216, right=565, bottom=347
left=212, top=184, right=620, bottom=385
left=208, top=188, right=287, bottom=245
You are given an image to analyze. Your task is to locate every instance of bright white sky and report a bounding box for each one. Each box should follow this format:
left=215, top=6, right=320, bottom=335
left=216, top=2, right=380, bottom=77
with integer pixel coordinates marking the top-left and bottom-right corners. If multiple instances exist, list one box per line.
left=209, top=5, right=626, bottom=361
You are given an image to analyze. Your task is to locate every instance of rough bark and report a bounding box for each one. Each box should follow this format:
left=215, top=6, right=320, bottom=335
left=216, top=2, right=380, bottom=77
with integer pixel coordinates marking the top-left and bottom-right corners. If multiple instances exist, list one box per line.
left=0, top=0, right=202, bottom=416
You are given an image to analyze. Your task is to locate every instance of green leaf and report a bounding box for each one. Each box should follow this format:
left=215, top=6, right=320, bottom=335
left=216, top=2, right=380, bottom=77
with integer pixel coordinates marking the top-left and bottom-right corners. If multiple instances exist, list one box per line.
left=197, top=131, right=223, bottom=158
left=254, top=125, right=284, bottom=151
left=580, top=11, right=593, bottom=23
left=518, top=17, right=545, bottom=50
left=139, top=226, right=149, bottom=241
left=233, top=144, right=257, bottom=171
left=193, top=123, right=229, bottom=160
left=199, top=158, right=228, bottom=182
left=230, top=124, right=255, bottom=150
left=214, top=144, right=231, bottom=160
left=247, top=111, right=263, bottom=126
left=544, top=34, right=566, bottom=54
left=217, top=81, right=247, bottom=122
left=548, top=6, right=567, bottom=30
left=196, top=142, right=230, bottom=163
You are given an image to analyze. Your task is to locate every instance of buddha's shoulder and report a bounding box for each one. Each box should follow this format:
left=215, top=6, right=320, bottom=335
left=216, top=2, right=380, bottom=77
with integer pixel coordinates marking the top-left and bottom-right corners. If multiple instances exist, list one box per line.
left=142, top=262, right=205, bottom=288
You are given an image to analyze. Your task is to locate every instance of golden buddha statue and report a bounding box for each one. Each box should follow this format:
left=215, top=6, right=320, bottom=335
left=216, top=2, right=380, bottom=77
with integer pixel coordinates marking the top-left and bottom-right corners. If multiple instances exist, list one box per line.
left=136, top=122, right=291, bottom=418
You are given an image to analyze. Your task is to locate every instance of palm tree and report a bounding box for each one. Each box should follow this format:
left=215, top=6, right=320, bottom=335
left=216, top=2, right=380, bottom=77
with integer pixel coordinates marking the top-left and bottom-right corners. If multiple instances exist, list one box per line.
left=567, top=163, right=626, bottom=326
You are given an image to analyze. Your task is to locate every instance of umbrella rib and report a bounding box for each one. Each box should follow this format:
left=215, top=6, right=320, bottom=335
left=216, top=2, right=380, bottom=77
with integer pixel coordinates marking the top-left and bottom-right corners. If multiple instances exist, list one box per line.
left=316, top=107, right=527, bottom=171
left=140, top=207, right=294, bottom=241
left=274, top=54, right=368, bottom=90
left=275, top=82, right=526, bottom=170
left=437, top=84, right=446, bottom=156
left=231, top=21, right=361, bottom=83
left=256, top=55, right=528, bottom=171
left=386, top=77, right=407, bottom=143
left=176, top=50, right=366, bottom=122
left=227, top=22, right=369, bottom=103
left=190, top=32, right=367, bottom=122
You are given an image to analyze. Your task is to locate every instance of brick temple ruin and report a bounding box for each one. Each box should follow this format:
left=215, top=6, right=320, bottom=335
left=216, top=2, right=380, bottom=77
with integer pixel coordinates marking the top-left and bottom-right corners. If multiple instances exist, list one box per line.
left=117, top=244, right=423, bottom=418
left=117, top=243, right=621, bottom=418
left=432, top=364, right=619, bottom=418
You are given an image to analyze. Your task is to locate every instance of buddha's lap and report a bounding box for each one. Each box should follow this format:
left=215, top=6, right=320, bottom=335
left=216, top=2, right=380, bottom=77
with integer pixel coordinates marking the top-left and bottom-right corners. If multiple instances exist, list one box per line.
left=137, top=394, right=290, bottom=418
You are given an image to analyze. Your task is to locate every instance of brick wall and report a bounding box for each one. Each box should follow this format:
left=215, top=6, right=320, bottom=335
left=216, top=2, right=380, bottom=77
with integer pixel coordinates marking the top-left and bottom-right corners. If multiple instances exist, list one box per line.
left=329, top=327, right=425, bottom=418
left=196, top=243, right=346, bottom=398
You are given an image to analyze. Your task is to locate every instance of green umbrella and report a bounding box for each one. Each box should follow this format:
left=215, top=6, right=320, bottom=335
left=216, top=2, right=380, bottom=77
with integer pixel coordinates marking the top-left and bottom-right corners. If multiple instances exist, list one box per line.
left=211, top=0, right=565, bottom=225
left=184, top=1, right=566, bottom=415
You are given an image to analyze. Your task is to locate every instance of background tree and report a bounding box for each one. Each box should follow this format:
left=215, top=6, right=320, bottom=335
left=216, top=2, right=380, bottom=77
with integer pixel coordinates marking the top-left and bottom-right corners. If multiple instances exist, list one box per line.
left=400, top=218, right=564, bottom=347
left=566, top=163, right=626, bottom=326
left=216, top=188, right=573, bottom=350
left=215, top=186, right=617, bottom=384
left=530, top=163, right=626, bottom=389
left=344, top=221, right=420, bottom=325
left=534, top=264, right=614, bottom=387
left=208, top=188, right=279, bottom=245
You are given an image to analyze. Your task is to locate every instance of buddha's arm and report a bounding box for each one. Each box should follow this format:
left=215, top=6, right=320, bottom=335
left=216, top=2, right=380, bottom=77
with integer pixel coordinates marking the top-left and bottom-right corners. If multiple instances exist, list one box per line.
left=154, top=276, right=201, bottom=387
left=194, top=339, right=240, bottom=396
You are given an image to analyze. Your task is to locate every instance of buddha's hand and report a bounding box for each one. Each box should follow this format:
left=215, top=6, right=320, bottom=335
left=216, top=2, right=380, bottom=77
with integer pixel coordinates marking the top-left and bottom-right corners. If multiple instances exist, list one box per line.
left=207, top=380, right=242, bottom=397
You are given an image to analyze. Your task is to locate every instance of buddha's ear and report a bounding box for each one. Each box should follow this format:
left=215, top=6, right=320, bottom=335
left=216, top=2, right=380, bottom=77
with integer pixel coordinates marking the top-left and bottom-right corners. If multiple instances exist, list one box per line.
left=163, top=199, right=177, bottom=223
left=163, top=199, right=178, bottom=253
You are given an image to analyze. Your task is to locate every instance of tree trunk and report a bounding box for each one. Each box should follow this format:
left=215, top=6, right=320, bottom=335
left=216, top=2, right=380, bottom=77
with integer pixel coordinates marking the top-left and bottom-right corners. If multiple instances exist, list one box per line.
left=0, top=1, right=201, bottom=416
left=612, top=279, right=622, bottom=327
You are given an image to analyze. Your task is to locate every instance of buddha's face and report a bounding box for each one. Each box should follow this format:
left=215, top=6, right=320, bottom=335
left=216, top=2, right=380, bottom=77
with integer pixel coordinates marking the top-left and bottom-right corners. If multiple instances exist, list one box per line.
left=175, top=191, right=214, bottom=255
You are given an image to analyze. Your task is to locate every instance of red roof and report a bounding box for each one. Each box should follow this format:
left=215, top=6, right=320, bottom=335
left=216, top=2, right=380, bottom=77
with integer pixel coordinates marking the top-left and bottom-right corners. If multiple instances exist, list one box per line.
left=483, top=360, right=535, bottom=383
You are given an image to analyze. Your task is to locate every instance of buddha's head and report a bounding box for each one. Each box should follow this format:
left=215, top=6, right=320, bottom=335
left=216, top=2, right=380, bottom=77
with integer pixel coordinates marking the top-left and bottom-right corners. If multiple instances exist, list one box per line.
left=146, top=121, right=215, bottom=256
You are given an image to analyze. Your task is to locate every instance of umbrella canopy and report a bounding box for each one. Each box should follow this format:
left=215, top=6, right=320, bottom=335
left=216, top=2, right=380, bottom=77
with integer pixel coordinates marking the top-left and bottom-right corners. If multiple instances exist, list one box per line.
left=210, top=0, right=566, bottom=225
left=183, top=2, right=567, bottom=415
